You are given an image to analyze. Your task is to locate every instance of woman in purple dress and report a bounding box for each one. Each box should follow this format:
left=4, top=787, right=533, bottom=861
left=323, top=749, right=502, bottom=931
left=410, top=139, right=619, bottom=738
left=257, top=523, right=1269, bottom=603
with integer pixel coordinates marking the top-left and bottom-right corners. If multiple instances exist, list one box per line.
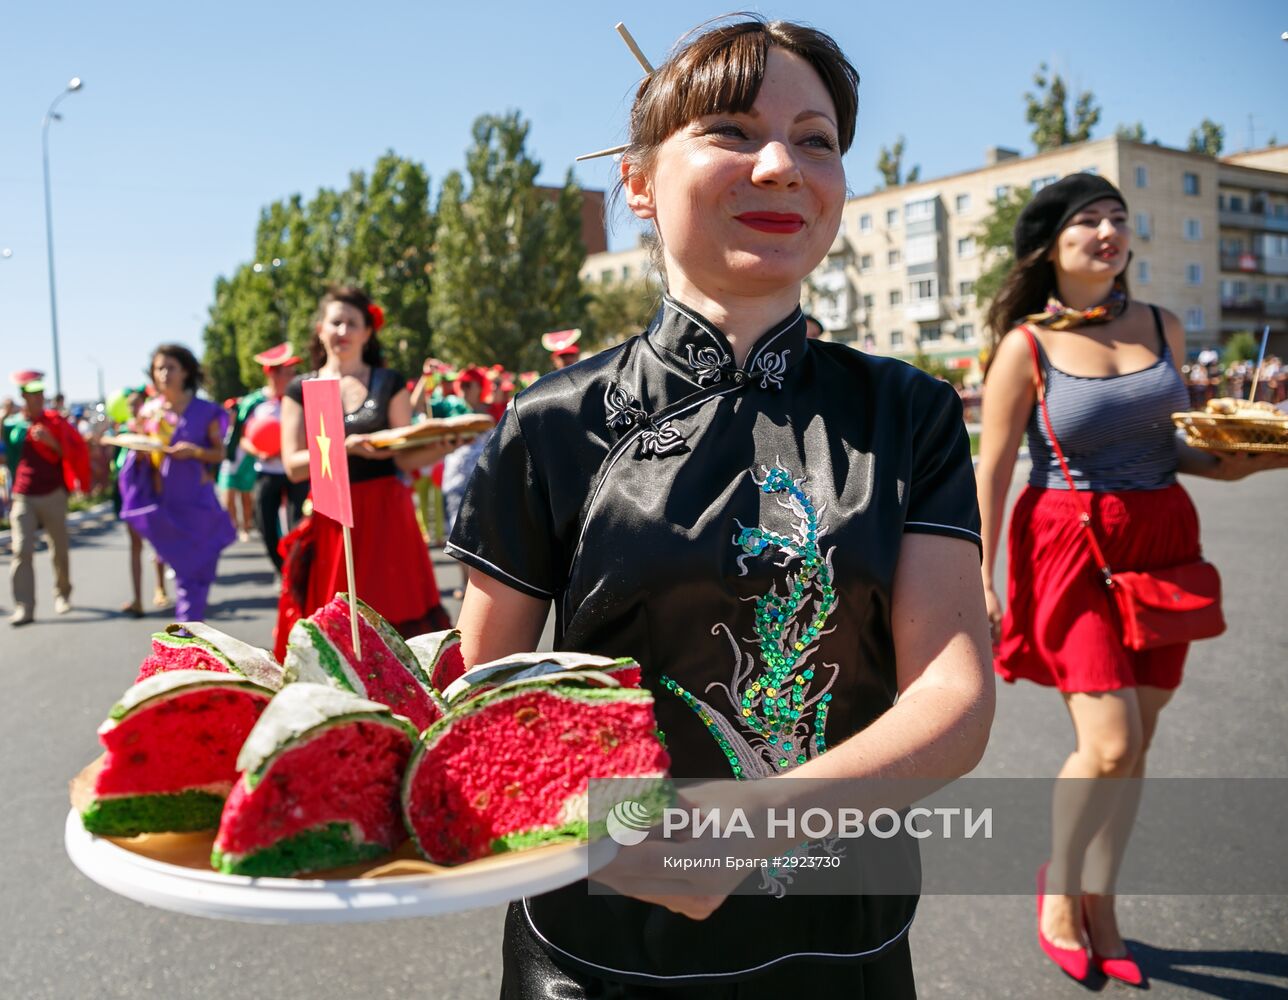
left=119, top=344, right=236, bottom=621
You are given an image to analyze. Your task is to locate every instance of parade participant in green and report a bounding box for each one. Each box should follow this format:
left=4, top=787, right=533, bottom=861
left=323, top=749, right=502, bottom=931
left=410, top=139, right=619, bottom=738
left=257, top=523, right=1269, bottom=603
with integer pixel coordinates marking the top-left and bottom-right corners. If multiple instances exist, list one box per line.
left=5, top=372, right=90, bottom=625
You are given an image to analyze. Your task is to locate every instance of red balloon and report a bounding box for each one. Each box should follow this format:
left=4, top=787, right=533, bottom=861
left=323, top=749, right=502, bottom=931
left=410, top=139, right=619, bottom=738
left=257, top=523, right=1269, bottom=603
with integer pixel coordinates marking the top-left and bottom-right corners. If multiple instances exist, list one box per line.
left=243, top=414, right=281, bottom=458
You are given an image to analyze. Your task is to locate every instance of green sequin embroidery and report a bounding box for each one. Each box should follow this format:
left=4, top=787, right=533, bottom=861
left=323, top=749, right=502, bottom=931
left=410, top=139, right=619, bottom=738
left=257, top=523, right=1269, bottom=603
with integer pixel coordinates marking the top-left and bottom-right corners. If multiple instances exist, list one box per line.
left=662, top=466, right=835, bottom=780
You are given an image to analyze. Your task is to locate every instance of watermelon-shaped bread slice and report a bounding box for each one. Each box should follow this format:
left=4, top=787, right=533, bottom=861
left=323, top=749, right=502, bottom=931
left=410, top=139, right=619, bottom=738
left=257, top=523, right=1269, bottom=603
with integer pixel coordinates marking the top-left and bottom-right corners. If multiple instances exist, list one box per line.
left=135, top=622, right=285, bottom=690
left=283, top=594, right=446, bottom=732
left=80, top=670, right=275, bottom=837
left=403, top=669, right=670, bottom=864
left=212, top=684, right=418, bottom=876
left=405, top=629, right=464, bottom=691
left=441, top=651, right=641, bottom=707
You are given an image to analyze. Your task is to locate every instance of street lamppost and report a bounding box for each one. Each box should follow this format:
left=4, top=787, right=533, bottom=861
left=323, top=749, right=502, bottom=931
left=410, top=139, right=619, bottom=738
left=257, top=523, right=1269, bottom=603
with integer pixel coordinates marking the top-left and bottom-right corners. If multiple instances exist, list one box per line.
left=42, top=76, right=84, bottom=401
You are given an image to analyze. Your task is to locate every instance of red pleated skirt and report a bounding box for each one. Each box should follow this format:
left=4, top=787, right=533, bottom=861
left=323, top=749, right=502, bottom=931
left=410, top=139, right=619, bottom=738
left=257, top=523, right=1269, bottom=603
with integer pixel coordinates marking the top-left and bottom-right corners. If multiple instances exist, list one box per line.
left=273, top=476, right=450, bottom=660
left=995, top=483, right=1201, bottom=693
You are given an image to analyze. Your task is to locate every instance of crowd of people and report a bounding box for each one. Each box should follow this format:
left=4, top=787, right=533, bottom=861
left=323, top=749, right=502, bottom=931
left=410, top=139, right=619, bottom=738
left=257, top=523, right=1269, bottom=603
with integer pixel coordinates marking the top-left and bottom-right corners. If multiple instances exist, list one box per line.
left=5, top=15, right=1288, bottom=996
left=0, top=312, right=577, bottom=631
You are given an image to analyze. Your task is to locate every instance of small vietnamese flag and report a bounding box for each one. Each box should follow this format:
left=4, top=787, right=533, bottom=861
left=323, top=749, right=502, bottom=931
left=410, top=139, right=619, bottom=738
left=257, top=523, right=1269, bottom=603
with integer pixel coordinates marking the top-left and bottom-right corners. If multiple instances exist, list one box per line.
left=302, top=379, right=353, bottom=528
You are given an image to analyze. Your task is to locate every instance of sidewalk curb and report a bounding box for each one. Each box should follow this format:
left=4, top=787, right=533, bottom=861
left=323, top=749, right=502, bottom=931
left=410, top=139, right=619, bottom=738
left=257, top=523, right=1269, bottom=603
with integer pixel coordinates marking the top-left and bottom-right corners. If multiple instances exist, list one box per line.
left=0, top=500, right=115, bottom=548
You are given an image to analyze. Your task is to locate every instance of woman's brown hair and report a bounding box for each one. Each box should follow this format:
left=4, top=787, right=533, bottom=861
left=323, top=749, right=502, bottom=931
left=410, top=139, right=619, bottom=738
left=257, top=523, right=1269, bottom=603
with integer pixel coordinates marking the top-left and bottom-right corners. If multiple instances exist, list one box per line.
left=984, top=251, right=1131, bottom=369
left=309, top=285, right=384, bottom=370
left=149, top=343, right=203, bottom=391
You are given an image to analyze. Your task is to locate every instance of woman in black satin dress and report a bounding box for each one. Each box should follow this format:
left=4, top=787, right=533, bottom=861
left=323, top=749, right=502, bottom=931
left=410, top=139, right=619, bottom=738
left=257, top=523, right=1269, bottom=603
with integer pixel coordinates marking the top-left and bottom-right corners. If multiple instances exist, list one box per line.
left=448, top=18, right=994, bottom=999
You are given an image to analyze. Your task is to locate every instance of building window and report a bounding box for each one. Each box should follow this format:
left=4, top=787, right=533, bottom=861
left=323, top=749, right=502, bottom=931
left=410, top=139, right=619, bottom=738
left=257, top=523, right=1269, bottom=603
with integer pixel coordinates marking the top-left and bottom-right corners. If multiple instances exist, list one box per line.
left=994, top=184, right=1010, bottom=201
left=1031, top=175, right=1058, bottom=192
left=958, top=279, right=975, bottom=298
left=910, top=278, right=936, bottom=301
left=1186, top=263, right=1203, bottom=286
left=1082, top=166, right=1099, bottom=176
left=862, top=293, right=874, bottom=310
left=600, top=269, right=613, bottom=282
left=1136, top=213, right=1151, bottom=240
left=891, top=330, right=904, bottom=348
left=905, top=198, right=935, bottom=222
left=920, top=324, right=943, bottom=343
left=859, top=213, right=872, bottom=233
left=956, top=236, right=976, bottom=259
left=621, top=265, right=631, bottom=279
left=889, top=289, right=902, bottom=306
left=958, top=323, right=976, bottom=343
left=886, top=208, right=898, bottom=227
left=1184, top=308, right=1204, bottom=331
left=1184, top=218, right=1202, bottom=241
left=905, top=233, right=936, bottom=265
left=1183, top=172, right=1200, bottom=196
left=888, top=248, right=901, bottom=267
left=1276, top=284, right=1287, bottom=302
left=859, top=254, right=873, bottom=273
left=1138, top=260, right=1151, bottom=284
left=1228, top=194, right=1245, bottom=213
left=955, top=193, right=971, bottom=213
left=1135, top=165, right=1148, bottom=188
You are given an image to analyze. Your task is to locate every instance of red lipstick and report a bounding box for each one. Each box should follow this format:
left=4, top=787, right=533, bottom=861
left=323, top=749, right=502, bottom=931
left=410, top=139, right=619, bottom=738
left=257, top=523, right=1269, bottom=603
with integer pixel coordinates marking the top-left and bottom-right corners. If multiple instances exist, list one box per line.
left=735, top=212, right=805, bottom=234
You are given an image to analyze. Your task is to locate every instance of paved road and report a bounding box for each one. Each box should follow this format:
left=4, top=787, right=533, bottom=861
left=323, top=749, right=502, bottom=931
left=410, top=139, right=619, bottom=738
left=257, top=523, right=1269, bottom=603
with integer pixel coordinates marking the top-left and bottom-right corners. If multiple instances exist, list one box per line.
left=2, top=467, right=1285, bottom=999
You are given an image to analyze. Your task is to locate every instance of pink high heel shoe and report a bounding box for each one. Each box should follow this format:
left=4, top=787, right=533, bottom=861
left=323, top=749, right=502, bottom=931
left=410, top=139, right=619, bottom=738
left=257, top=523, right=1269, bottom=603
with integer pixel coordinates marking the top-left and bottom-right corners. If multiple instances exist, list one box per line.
left=1082, top=897, right=1145, bottom=987
left=1036, top=863, right=1090, bottom=982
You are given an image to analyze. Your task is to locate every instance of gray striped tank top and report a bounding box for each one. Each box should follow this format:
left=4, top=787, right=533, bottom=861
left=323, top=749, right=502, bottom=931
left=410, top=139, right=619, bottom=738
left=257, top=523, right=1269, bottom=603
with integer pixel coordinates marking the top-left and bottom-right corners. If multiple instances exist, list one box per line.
left=1027, top=307, right=1189, bottom=491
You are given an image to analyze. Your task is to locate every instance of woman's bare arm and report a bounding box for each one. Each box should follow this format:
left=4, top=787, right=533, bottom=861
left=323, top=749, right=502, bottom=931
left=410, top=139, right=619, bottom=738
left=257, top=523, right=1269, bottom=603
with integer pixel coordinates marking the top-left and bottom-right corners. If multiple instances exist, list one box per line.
left=456, top=569, right=550, bottom=668
left=976, top=330, right=1035, bottom=627
left=280, top=395, right=311, bottom=482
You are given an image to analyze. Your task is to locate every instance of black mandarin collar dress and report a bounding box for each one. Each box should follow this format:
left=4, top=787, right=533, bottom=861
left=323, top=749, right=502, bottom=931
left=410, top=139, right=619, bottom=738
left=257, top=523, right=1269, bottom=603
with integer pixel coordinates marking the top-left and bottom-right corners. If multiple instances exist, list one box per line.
left=448, top=296, right=981, bottom=985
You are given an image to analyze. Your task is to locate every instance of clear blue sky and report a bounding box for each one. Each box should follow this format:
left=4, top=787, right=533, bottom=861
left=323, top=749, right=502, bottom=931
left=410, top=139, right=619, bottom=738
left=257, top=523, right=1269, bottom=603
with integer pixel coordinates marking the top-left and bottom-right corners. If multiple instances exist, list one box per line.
left=4, top=0, right=1286, bottom=401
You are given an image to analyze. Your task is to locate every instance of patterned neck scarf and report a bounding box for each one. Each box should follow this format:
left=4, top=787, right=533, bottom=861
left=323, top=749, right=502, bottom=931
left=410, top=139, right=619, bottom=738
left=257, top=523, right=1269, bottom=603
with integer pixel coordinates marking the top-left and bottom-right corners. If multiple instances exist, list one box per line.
left=1025, top=285, right=1128, bottom=330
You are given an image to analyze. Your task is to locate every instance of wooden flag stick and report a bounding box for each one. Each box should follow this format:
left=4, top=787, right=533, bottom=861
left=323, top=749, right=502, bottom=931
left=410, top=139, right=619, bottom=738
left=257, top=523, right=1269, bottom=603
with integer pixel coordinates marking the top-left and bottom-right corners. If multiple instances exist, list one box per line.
left=615, top=22, right=654, bottom=74
left=343, top=524, right=361, bottom=659
left=1248, top=325, right=1270, bottom=403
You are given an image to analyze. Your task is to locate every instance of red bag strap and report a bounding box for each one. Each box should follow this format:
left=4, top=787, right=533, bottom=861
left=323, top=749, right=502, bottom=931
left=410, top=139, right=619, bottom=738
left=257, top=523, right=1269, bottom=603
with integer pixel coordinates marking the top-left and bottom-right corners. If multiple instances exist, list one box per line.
left=1020, top=326, right=1116, bottom=586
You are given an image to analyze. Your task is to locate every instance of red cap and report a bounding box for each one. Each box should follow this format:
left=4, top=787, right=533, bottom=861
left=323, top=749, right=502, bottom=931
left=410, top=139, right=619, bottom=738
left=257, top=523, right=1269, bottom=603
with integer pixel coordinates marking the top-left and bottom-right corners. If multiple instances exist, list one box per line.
left=455, top=365, right=494, bottom=403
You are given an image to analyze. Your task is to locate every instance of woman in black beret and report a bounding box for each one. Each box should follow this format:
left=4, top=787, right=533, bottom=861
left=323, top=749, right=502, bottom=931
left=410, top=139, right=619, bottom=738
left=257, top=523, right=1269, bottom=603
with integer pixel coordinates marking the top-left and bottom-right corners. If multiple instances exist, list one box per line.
left=977, top=173, right=1287, bottom=986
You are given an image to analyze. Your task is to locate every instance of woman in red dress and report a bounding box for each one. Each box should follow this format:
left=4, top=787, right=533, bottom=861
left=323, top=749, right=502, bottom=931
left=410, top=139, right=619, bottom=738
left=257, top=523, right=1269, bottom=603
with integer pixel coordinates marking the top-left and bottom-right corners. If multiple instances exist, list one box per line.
left=273, top=286, right=455, bottom=658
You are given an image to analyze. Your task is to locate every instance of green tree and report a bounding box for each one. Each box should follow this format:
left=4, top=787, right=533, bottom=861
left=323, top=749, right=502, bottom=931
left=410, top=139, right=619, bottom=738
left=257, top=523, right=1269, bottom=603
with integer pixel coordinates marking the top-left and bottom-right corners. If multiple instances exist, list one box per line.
left=202, top=152, right=435, bottom=392
left=1115, top=122, right=1147, bottom=142
left=876, top=136, right=920, bottom=188
left=1187, top=118, right=1224, bottom=157
left=585, top=278, right=660, bottom=350
left=1025, top=63, right=1100, bottom=151
left=973, top=186, right=1034, bottom=310
left=1223, top=331, right=1258, bottom=366
left=430, top=111, right=589, bottom=371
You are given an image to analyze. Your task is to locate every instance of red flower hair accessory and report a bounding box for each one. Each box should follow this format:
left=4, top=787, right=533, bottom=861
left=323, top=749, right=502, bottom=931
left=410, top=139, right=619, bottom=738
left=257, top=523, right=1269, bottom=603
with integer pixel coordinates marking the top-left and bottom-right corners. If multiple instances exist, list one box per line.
left=367, top=303, right=385, bottom=331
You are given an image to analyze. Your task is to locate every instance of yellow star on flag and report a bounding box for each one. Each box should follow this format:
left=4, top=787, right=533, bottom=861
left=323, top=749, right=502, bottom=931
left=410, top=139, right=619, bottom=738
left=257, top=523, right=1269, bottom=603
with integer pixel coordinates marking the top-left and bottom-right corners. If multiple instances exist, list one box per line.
left=316, top=412, right=332, bottom=479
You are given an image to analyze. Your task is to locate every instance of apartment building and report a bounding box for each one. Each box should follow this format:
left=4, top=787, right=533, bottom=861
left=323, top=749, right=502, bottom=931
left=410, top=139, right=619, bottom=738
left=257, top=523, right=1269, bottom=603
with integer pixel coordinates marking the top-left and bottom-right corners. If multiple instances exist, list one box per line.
left=580, top=137, right=1288, bottom=381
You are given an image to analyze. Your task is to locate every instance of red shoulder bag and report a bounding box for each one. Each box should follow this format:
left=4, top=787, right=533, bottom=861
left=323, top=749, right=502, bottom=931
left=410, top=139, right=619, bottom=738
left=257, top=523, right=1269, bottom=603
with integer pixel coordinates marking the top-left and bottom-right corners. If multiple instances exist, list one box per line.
left=1022, top=327, right=1225, bottom=651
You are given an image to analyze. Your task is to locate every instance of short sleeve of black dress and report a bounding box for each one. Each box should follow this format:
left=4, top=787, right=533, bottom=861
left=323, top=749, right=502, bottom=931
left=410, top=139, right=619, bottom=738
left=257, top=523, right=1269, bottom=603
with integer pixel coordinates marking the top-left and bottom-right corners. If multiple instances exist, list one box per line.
left=902, top=378, right=982, bottom=554
left=446, top=401, right=561, bottom=600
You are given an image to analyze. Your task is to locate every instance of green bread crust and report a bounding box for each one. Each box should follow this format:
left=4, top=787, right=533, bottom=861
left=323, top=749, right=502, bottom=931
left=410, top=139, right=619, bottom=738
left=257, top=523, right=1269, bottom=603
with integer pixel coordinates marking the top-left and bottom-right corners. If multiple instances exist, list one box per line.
left=344, top=593, right=449, bottom=715
left=152, top=631, right=234, bottom=667
left=167, top=622, right=285, bottom=691
left=107, top=671, right=274, bottom=723
left=81, top=790, right=227, bottom=837
left=212, top=822, right=389, bottom=877
left=299, top=620, right=361, bottom=693
left=491, top=820, right=589, bottom=854
left=235, top=682, right=416, bottom=786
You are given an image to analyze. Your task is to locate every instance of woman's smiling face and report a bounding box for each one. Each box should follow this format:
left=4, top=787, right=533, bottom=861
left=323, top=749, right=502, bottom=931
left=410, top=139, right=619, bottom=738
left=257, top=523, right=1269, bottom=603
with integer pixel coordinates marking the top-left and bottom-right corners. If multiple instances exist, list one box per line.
left=1049, top=198, right=1131, bottom=280
left=625, top=47, right=847, bottom=301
